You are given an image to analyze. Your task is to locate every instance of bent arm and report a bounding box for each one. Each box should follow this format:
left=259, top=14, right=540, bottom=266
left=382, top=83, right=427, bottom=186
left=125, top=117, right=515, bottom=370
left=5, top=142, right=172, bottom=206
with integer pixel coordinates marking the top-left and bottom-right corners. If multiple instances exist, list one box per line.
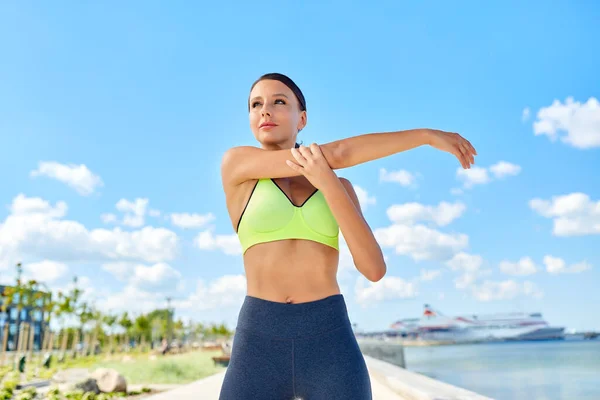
left=221, top=129, right=433, bottom=187
left=221, top=143, right=343, bottom=187
left=324, top=177, right=386, bottom=282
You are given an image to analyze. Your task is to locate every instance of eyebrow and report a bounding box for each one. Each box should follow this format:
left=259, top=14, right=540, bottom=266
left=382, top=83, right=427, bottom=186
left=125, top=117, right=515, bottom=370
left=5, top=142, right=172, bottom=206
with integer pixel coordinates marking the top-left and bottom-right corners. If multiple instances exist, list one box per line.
left=249, top=93, right=289, bottom=103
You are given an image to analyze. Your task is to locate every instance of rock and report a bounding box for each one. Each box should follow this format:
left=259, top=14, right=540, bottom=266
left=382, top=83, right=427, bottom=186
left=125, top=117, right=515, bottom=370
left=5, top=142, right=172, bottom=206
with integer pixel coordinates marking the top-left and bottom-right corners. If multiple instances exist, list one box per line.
left=90, top=368, right=127, bottom=393
left=74, top=378, right=101, bottom=394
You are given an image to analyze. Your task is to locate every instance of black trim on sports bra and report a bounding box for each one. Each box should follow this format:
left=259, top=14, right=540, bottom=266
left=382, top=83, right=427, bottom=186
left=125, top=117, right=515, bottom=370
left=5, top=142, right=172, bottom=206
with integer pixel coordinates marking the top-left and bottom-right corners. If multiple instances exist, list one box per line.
left=235, top=179, right=260, bottom=233
left=270, top=178, right=319, bottom=207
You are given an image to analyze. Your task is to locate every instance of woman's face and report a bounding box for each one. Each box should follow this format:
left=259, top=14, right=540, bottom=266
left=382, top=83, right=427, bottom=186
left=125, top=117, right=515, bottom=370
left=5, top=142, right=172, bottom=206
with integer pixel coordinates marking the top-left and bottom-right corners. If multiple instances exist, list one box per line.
left=248, top=79, right=306, bottom=149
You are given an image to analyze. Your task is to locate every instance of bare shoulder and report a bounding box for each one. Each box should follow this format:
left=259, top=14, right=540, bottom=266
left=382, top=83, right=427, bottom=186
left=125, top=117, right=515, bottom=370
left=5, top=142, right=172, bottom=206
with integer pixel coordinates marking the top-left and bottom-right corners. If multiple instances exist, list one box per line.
left=222, top=143, right=342, bottom=187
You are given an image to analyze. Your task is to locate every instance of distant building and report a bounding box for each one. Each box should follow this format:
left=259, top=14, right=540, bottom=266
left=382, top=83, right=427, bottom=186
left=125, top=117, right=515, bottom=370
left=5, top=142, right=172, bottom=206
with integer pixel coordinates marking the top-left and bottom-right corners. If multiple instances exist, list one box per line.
left=0, top=285, right=51, bottom=351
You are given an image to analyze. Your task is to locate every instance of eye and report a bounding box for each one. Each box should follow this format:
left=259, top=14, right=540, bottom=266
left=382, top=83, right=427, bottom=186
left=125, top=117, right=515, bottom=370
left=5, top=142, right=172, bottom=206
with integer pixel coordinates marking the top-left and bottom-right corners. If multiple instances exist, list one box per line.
left=250, top=99, right=285, bottom=108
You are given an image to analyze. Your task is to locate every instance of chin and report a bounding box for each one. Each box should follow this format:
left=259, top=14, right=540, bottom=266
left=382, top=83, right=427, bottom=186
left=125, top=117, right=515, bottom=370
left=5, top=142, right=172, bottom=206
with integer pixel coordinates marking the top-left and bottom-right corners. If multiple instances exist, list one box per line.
left=259, top=133, right=287, bottom=145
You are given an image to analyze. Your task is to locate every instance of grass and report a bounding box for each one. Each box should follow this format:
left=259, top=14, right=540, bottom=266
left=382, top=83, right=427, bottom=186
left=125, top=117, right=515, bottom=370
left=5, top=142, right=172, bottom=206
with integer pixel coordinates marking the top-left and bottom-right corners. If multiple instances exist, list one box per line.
left=33, top=350, right=226, bottom=385
left=95, top=351, right=226, bottom=384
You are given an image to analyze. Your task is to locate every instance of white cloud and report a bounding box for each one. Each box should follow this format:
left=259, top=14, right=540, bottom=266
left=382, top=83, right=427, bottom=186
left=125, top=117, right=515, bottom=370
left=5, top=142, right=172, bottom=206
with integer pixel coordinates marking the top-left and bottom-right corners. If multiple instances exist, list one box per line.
left=471, top=280, right=543, bottom=302
left=10, top=194, right=67, bottom=218
left=30, top=161, right=103, bottom=196
left=532, top=96, right=600, bottom=149
left=445, top=252, right=488, bottom=290
left=171, top=213, right=216, bottom=229
left=543, top=255, right=592, bottom=274
left=447, top=252, right=483, bottom=273
left=0, top=194, right=179, bottom=270
left=419, top=269, right=441, bottom=281
left=101, top=262, right=134, bottom=281
left=375, top=224, right=468, bottom=262
left=23, top=260, right=68, bottom=283
left=194, top=230, right=241, bottom=255
left=456, top=161, right=522, bottom=189
left=175, top=275, right=247, bottom=311
left=337, top=237, right=357, bottom=275
left=353, top=185, right=376, bottom=210
left=130, top=262, right=182, bottom=292
left=456, top=166, right=490, bottom=189
left=379, top=168, right=416, bottom=187
left=450, top=188, right=464, bottom=196
left=116, top=198, right=149, bottom=228
left=102, top=261, right=182, bottom=292
left=386, top=201, right=466, bottom=227
left=101, top=213, right=117, bottom=224
left=149, top=209, right=161, bottom=218
left=522, top=107, right=530, bottom=122
left=490, top=161, right=522, bottom=179
left=355, top=276, right=417, bottom=307
left=529, top=192, right=600, bottom=236
left=99, top=285, right=166, bottom=314
left=499, top=256, right=538, bottom=276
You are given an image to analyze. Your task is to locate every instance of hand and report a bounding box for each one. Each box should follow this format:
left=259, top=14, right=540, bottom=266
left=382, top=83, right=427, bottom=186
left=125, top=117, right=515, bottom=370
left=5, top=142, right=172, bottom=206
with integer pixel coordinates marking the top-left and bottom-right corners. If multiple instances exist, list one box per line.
left=286, top=144, right=338, bottom=190
left=428, top=130, right=477, bottom=169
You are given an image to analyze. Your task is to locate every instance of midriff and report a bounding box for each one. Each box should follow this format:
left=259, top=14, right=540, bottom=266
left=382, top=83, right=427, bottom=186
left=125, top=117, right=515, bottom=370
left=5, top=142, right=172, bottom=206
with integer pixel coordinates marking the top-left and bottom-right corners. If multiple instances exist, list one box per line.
left=243, top=239, right=341, bottom=304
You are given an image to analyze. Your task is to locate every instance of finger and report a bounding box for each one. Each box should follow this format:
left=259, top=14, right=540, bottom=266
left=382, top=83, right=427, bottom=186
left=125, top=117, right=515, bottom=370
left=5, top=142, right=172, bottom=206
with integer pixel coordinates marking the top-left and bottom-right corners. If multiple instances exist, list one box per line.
left=286, top=160, right=304, bottom=173
left=291, top=147, right=308, bottom=165
left=463, top=140, right=476, bottom=158
left=455, top=146, right=468, bottom=169
left=310, top=143, right=323, bottom=158
left=461, top=143, right=474, bottom=165
left=467, top=140, right=477, bottom=156
left=298, top=145, right=314, bottom=160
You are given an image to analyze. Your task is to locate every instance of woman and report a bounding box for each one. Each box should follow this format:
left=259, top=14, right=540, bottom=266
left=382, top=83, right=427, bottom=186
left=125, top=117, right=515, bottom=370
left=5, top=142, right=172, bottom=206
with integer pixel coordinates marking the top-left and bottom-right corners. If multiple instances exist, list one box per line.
left=219, top=73, right=476, bottom=400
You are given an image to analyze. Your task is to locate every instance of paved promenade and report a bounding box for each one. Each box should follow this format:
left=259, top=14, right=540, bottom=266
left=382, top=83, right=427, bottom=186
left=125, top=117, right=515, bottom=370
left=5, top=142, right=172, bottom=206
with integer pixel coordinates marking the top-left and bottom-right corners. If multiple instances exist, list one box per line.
left=145, top=359, right=406, bottom=399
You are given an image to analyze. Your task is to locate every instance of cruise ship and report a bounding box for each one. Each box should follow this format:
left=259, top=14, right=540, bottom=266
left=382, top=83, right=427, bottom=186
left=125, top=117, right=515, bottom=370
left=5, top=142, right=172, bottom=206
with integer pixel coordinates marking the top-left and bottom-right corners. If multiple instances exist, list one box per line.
left=390, top=304, right=565, bottom=342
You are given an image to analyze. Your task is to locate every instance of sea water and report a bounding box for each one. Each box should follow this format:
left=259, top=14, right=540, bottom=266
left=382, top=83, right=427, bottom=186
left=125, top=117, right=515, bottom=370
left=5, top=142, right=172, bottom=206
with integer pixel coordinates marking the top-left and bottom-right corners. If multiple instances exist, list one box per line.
left=400, top=339, right=600, bottom=400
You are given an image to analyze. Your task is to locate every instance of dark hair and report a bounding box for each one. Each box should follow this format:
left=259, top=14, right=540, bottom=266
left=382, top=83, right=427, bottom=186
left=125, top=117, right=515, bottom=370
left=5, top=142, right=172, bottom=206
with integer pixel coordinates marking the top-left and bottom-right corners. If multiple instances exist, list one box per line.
left=249, top=72, right=306, bottom=112
left=249, top=73, right=306, bottom=147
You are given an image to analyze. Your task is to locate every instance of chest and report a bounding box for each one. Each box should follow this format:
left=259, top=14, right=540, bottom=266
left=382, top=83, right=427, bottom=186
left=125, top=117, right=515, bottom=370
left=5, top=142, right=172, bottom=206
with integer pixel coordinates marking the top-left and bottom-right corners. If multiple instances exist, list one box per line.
left=241, top=178, right=338, bottom=237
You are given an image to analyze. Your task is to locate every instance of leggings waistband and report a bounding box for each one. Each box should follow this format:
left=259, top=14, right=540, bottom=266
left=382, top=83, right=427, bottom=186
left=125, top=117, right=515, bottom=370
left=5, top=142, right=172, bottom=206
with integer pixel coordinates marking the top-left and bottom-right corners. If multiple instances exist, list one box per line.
left=235, top=294, right=351, bottom=339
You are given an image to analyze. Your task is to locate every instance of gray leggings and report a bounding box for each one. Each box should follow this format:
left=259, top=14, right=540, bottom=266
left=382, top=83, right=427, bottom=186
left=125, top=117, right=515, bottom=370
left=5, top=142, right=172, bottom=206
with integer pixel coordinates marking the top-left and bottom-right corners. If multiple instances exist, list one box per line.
left=219, top=294, right=372, bottom=400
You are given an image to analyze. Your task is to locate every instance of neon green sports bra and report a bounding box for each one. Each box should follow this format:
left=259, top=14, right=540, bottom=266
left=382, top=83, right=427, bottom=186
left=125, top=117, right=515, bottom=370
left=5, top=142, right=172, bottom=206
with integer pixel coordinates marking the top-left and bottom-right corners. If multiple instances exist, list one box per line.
left=236, top=178, right=339, bottom=254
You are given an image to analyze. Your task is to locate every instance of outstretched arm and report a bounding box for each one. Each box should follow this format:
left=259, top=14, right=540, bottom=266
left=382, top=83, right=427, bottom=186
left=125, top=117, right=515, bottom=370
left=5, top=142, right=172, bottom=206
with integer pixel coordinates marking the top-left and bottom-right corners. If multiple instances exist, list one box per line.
left=336, top=129, right=476, bottom=170
left=222, top=129, right=476, bottom=187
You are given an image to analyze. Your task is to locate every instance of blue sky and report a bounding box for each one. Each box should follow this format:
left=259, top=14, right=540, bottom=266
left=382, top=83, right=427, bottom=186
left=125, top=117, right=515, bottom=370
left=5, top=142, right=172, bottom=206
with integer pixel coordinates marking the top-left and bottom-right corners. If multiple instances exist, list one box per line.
left=0, top=1, right=598, bottom=332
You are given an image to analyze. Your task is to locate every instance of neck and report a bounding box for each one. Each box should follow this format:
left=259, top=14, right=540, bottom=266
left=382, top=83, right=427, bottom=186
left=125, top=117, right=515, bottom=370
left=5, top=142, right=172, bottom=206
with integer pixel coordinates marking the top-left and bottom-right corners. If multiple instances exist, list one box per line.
left=261, top=140, right=297, bottom=151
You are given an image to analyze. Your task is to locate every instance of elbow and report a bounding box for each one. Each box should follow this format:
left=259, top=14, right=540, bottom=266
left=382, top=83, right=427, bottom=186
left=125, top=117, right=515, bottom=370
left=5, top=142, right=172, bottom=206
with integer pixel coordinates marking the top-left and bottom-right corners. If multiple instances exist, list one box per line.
left=354, top=245, right=386, bottom=282
left=327, top=141, right=347, bottom=170
left=360, top=258, right=387, bottom=282
left=369, top=265, right=387, bottom=282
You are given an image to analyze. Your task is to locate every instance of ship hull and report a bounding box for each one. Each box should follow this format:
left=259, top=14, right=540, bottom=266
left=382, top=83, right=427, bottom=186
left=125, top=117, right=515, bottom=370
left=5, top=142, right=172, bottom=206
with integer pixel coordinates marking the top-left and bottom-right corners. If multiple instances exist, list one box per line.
left=391, top=305, right=566, bottom=342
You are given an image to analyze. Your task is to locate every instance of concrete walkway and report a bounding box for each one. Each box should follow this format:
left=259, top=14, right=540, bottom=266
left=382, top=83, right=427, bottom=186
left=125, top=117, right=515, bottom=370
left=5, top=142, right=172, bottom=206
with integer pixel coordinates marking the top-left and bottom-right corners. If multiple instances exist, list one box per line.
left=145, top=361, right=406, bottom=400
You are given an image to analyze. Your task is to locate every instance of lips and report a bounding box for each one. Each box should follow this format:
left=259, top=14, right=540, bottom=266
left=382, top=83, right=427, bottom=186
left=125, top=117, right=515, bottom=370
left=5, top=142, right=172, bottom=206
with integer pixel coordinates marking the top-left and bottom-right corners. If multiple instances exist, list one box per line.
left=260, top=122, right=278, bottom=128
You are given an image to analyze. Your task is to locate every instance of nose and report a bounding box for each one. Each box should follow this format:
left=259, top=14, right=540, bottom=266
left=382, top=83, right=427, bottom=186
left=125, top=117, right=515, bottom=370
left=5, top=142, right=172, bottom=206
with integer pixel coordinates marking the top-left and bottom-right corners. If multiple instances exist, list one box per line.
left=261, top=104, right=272, bottom=116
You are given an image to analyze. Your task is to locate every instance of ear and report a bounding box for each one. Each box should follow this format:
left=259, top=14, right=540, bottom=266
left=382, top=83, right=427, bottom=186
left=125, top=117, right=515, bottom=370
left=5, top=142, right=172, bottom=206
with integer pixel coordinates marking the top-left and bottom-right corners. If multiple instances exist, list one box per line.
left=297, top=110, right=307, bottom=132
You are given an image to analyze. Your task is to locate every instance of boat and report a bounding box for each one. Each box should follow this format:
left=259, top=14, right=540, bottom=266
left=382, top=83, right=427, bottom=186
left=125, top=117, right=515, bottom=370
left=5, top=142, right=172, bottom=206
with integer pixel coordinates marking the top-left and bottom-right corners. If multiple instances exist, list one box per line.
left=389, top=304, right=565, bottom=342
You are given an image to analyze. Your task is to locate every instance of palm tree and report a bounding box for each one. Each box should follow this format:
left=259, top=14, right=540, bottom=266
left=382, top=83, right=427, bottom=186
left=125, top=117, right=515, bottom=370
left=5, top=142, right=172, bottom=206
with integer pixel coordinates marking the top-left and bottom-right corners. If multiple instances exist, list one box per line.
left=55, top=290, right=73, bottom=358
left=118, top=312, right=133, bottom=352
left=103, top=313, right=117, bottom=354
left=0, top=285, right=15, bottom=365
